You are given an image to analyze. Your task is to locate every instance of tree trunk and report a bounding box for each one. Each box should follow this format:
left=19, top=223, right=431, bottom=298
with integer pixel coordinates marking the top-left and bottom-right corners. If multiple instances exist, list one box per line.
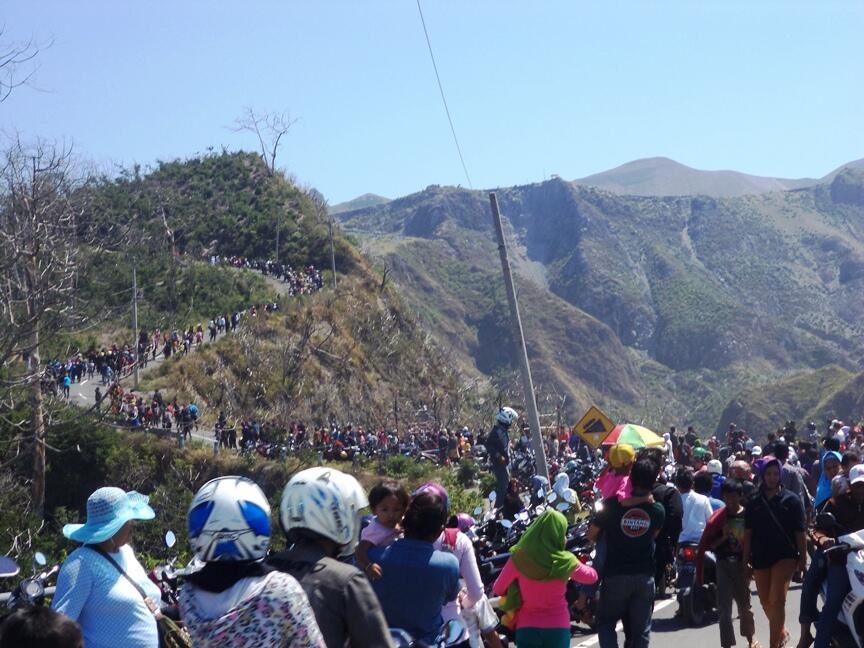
left=29, top=321, right=45, bottom=517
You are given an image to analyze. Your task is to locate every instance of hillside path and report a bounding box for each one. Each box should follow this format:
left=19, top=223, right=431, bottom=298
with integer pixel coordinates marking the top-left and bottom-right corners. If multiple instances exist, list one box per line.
left=66, top=268, right=296, bottom=443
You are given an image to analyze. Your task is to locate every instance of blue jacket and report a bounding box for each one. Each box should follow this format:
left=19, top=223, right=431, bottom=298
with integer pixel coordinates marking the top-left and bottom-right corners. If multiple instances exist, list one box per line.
left=370, top=539, right=459, bottom=643
left=710, top=473, right=726, bottom=499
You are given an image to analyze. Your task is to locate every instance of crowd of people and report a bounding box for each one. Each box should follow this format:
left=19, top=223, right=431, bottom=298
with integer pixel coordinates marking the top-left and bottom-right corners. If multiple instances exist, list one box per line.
left=44, top=298, right=280, bottom=409
left=214, top=255, right=324, bottom=297
left=42, top=252, right=330, bottom=408
left=8, top=384, right=864, bottom=648
left=4, top=469, right=501, bottom=648
left=479, top=410, right=864, bottom=648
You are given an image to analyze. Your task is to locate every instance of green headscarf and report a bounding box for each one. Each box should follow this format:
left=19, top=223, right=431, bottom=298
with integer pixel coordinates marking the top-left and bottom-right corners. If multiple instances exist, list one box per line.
left=510, top=509, right=579, bottom=582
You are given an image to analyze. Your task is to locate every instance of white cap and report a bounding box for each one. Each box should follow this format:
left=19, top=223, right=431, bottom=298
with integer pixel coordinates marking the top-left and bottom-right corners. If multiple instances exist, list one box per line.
left=707, top=460, right=723, bottom=475
left=751, top=445, right=763, bottom=456
left=850, top=464, right=864, bottom=486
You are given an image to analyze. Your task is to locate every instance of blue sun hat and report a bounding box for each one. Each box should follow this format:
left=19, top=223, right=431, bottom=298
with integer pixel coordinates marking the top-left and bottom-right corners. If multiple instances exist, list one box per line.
left=63, top=487, right=155, bottom=544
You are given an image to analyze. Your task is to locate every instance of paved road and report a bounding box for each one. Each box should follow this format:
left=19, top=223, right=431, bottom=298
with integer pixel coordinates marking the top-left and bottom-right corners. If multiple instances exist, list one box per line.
left=570, top=583, right=803, bottom=647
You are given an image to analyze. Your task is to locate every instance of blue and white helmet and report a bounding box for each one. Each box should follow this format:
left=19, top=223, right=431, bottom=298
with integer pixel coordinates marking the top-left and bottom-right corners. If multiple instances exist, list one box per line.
left=187, top=476, right=271, bottom=562
left=496, top=407, right=518, bottom=426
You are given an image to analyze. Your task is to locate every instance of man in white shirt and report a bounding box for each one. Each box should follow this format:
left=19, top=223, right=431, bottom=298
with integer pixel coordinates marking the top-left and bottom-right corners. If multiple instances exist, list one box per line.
left=675, top=468, right=713, bottom=544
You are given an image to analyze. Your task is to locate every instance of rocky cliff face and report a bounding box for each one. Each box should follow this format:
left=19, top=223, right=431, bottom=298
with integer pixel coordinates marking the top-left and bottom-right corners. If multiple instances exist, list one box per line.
left=339, top=176, right=864, bottom=430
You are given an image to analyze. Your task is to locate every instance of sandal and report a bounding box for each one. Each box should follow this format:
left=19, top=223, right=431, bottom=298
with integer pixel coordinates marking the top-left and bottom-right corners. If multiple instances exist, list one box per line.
left=778, top=630, right=791, bottom=648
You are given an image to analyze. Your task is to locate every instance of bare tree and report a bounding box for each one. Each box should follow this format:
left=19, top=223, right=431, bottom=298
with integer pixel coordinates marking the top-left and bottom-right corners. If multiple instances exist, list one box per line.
left=0, top=136, right=91, bottom=516
left=0, top=30, right=45, bottom=102
left=230, top=108, right=298, bottom=175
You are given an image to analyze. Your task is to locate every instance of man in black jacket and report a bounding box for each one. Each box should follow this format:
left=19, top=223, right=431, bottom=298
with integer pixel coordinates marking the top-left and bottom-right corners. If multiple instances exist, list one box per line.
left=486, top=407, right=517, bottom=509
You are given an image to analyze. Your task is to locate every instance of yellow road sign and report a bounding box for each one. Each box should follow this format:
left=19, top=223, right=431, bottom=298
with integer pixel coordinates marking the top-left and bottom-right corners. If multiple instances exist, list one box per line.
left=574, top=406, right=615, bottom=450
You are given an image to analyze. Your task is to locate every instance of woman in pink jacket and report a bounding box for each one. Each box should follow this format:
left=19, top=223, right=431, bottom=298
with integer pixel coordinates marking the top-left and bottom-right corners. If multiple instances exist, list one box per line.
left=493, top=509, right=598, bottom=647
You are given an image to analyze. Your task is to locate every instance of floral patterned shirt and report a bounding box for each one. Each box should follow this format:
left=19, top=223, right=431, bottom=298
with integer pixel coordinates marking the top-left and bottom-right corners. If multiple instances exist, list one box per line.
left=179, top=571, right=326, bottom=648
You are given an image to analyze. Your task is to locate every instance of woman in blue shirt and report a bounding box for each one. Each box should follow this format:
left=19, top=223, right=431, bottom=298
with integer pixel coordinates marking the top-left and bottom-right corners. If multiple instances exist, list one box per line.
left=52, top=487, right=160, bottom=648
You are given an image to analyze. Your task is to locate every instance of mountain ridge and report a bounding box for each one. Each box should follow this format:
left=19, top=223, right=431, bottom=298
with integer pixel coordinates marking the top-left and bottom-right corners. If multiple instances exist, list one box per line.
left=572, top=156, right=864, bottom=197
left=338, top=168, right=864, bottom=431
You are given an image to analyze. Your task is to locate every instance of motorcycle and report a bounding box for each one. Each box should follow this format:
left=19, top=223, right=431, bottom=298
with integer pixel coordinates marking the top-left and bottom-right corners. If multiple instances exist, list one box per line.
left=390, top=618, right=467, bottom=648
left=148, top=530, right=203, bottom=612
left=675, top=542, right=717, bottom=626
left=1, top=551, right=59, bottom=609
left=817, top=513, right=864, bottom=648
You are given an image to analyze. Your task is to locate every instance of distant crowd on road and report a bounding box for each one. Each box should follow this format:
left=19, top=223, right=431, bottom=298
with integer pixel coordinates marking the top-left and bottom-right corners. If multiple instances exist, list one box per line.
left=40, top=254, right=328, bottom=403
left=213, top=254, right=324, bottom=296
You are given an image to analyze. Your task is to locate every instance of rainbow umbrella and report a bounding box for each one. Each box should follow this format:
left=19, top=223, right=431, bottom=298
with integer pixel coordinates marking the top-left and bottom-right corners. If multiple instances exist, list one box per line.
left=601, top=423, right=664, bottom=449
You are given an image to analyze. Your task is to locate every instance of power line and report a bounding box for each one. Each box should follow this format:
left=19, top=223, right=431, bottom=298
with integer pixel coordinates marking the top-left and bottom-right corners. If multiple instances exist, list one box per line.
left=415, top=0, right=473, bottom=189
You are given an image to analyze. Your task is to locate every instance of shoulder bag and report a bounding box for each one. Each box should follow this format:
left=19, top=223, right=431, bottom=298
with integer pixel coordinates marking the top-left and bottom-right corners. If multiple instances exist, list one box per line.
left=88, top=546, right=192, bottom=648
left=759, top=494, right=800, bottom=559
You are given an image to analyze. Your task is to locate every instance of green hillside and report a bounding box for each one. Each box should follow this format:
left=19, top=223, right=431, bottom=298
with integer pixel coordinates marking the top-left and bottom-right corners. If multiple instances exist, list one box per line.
left=78, top=152, right=482, bottom=428
left=717, top=365, right=864, bottom=435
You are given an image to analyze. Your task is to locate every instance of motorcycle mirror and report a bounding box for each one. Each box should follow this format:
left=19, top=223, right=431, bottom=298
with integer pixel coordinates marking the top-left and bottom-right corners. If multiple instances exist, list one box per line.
left=500, top=519, right=513, bottom=529
left=473, top=506, right=483, bottom=516
left=518, top=511, right=529, bottom=522
left=165, top=530, right=177, bottom=548
left=546, top=491, right=557, bottom=503
left=556, top=502, right=570, bottom=512
left=0, top=556, right=20, bottom=579
left=563, top=488, right=578, bottom=504
left=33, top=552, right=46, bottom=567
left=536, top=488, right=544, bottom=499
left=535, top=505, right=546, bottom=515
left=441, top=617, right=467, bottom=646
left=487, top=491, right=497, bottom=503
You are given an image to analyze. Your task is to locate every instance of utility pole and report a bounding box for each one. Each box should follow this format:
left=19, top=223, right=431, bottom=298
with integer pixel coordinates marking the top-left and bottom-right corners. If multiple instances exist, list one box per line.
left=328, top=215, right=337, bottom=289
left=488, top=193, right=549, bottom=482
left=275, top=218, right=280, bottom=265
left=132, top=264, right=140, bottom=390
left=393, top=393, right=399, bottom=433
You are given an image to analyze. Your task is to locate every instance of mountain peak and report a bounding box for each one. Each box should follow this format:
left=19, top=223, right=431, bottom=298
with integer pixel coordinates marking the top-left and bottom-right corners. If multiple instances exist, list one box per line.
left=329, top=193, right=391, bottom=215
left=574, top=157, right=814, bottom=197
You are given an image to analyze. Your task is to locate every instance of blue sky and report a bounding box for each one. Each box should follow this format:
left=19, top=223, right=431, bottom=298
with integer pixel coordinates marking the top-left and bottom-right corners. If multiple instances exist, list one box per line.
left=3, top=1, right=862, bottom=203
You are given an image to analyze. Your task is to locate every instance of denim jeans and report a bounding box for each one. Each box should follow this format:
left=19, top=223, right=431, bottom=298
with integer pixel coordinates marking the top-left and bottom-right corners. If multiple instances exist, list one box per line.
left=799, top=550, right=826, bottom=625
left=492, top=463, right=510, bottom=509
left=597, top=574, right=655, bottom=648
left=814, top=564, right=851, bottom=648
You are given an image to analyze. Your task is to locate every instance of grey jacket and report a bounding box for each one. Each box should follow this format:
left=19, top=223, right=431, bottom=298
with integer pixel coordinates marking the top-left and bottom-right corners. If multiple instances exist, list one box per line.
left=268, top=542, right=393, bottom=648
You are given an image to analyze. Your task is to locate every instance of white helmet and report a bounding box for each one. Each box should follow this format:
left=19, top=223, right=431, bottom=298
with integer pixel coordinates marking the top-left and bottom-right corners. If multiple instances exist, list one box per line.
left=553, top=472, right=570, bottom=494
left=282, top=467, right=368, bottom=557
left=187, top=476, right=271, bottom=562
left=496, top=407, right=518, bottom=426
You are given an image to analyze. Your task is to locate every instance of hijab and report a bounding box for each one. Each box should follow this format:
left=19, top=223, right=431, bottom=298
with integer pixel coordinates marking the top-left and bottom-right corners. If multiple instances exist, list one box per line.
left=815, top=450, right=842, bottom=509
left=185, top=560, right=271, bottom=593
left=510, top=509, right=578, bottom=582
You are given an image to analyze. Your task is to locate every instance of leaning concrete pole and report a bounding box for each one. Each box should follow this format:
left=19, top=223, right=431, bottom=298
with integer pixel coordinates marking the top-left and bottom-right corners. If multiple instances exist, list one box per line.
left=489, top=192, right=550, bottom=482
